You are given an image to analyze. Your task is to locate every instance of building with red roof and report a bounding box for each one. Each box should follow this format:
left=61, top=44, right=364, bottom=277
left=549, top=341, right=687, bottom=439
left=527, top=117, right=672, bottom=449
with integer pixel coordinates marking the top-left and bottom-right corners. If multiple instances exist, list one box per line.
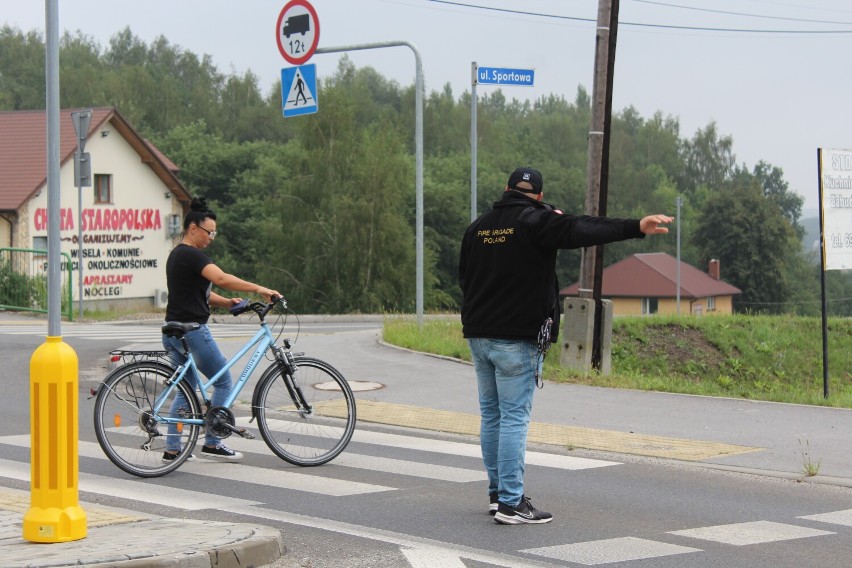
left=560, top=252, right=742, bottom=315
left=0, top=107, right=190, bottom=310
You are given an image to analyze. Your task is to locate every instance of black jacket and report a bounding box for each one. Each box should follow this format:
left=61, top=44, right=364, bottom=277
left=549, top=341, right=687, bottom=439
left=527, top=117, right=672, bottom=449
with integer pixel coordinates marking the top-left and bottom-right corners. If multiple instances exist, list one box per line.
left=459, top=191, right=644, bottom=341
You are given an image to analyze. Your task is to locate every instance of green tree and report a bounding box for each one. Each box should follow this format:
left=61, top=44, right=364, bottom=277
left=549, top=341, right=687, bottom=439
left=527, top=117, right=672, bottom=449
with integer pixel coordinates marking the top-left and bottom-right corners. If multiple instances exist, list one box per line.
left=59, top=31, right=106, bottom=108
left=0, top=26, right=45, bottom=110
left=679, top=121, right=735, bottom=200
left=264, top=64, right=416, bottom=313
left=693, top=177, right=798, bottom=314
left=750, top=160, right=804, bottom=238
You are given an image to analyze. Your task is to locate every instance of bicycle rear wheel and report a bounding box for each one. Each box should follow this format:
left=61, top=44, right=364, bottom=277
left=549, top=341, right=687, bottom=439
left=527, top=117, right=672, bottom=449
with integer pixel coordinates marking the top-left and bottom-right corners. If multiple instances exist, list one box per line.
left=255, top=356, right=356, bottom=466
left=93, top=361, right=201, bottom=477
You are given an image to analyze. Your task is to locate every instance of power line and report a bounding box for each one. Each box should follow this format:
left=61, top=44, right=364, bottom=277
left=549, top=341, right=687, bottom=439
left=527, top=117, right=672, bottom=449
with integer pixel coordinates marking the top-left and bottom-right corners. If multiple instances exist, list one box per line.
left=422, top=0, right=852, bottom=34
left=420, top=0, right=594, bottom=25
left=739, top=0, right=852, bottom=16
left=635, top=0, right=852, bottom=26
left=737, top=297, right=852, bottom=306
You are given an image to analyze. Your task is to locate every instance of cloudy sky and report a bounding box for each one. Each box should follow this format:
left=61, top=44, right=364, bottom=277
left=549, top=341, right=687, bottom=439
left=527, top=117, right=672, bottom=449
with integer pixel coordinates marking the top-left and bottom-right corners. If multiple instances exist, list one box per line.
left=5, top=0, right=852, bottom=215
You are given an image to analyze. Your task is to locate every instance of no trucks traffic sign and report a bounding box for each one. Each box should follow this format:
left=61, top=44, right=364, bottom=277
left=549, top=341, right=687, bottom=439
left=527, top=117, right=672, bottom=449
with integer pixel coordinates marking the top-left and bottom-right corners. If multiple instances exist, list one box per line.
left=276, top=0, right=321, bottom=65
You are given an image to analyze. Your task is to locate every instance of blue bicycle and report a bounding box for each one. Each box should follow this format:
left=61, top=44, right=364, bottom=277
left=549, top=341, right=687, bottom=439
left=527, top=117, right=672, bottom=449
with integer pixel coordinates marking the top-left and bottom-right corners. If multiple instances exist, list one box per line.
left=93, top=296, right=356, bottom=477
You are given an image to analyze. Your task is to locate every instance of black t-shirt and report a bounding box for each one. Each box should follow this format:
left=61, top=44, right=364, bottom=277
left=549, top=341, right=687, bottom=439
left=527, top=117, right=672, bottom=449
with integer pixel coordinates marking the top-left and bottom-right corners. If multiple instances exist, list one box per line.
left=165, top=243, right=214, bottom=324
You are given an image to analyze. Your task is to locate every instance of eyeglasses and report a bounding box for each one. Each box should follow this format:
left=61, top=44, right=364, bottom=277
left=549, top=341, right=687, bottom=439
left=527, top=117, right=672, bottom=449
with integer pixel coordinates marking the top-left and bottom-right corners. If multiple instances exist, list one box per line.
left=196, top=225, right=217, bottom=239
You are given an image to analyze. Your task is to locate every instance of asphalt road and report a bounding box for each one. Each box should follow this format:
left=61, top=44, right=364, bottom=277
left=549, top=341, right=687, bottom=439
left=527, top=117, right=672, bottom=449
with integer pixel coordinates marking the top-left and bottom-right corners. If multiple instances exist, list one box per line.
left=3, top=319, right=852, bottom=567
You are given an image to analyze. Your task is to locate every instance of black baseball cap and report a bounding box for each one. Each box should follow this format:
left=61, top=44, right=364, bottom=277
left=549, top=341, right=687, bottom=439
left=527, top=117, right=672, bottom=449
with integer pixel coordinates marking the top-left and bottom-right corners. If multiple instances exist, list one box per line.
left=507, top=167, right=543, bottom=194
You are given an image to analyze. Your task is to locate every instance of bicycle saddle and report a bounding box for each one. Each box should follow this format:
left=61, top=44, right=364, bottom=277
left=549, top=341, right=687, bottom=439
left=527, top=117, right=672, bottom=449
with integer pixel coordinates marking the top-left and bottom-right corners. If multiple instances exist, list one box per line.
left=161, top=321, right=202, bottom=338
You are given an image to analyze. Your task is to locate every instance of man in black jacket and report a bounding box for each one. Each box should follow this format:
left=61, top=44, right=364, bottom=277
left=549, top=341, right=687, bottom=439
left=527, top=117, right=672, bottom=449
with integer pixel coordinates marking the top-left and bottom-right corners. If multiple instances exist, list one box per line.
left=459, top=167, right=672, bottom=525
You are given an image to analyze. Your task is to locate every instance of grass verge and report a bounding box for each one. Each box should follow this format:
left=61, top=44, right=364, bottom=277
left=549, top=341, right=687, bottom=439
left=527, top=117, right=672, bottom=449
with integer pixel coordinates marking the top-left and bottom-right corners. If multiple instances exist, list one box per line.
left=382, top=315, right=852, bottom=408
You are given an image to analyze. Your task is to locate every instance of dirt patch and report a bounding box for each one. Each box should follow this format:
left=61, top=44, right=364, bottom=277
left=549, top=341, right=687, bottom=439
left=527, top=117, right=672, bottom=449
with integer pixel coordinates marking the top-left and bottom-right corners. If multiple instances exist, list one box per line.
left=614, top=323, right=733, bottom=378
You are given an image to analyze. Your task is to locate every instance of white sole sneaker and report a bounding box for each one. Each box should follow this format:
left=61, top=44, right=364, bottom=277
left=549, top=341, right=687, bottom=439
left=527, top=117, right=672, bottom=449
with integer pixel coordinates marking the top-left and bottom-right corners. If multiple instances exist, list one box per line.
left=200, top=446, right=244, bottom=461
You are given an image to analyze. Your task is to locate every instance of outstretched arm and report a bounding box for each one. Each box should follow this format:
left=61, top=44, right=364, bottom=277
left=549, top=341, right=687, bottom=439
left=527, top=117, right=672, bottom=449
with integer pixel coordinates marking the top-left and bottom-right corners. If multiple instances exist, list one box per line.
left=639, top=214, right=673, bottom=235
left=201, top=263, right=280, bottom=302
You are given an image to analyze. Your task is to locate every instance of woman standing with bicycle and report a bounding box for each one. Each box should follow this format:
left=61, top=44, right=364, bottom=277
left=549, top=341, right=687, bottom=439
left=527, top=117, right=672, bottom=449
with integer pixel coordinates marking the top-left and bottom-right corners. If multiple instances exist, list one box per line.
left=162, top=197, right=280, bottom=462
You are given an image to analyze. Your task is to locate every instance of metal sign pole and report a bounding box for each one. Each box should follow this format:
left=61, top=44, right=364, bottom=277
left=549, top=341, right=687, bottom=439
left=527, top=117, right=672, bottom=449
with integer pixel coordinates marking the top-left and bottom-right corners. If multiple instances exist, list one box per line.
left=314, top=41, right=425, bottom=326
left=23, top=0, right=87, bottom=543
left=676, top=195, right=682, bottom=315
left=76, top=170, right=83, bottom=319
left=71, top=109, right=91, bottom=320
left=817, top=148, right=829, bottom=398
left=470, top=62, right=478, bottom=222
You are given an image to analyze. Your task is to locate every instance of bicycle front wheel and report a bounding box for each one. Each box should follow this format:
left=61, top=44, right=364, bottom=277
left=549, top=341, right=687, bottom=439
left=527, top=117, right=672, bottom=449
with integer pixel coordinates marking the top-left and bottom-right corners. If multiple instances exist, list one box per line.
left=93, top=361, right=201, bottom=477
left=255, top=357, right=356, bottom=466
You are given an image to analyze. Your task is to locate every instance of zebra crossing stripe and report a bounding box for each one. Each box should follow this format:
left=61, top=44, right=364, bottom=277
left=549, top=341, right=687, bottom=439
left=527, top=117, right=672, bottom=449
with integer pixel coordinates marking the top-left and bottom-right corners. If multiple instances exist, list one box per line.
left=523, top=537, right=702, bottom=565
left=799, top=509, right=852, bottom=526
left=224, top=504, right=558, bottom=568
left=234, top=417, right=621, bottom=471
left=0, top=436, right=395, bottom=497
left=0, top=457, right=259, bottom=511
left=668, top=520, right=835, bottom=545
left=349, top=423, right=621, bottom=470
left=401, top=545, right=469, bottom=568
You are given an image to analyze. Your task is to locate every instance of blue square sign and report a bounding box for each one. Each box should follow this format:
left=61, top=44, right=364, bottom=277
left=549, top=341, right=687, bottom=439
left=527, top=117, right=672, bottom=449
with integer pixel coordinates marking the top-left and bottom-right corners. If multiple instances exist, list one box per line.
left=281, top=64, right=318, bottom=117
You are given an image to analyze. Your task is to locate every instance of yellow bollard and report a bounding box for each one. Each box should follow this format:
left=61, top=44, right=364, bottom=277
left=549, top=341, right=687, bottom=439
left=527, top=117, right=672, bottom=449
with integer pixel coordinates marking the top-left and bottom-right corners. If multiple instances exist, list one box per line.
left=23, top=336, right=87, bottom=542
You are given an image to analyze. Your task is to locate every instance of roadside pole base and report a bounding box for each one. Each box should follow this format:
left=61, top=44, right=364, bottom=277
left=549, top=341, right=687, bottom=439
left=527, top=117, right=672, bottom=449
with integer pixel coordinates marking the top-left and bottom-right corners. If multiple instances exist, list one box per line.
left=560, top=297, right=612, bottom=375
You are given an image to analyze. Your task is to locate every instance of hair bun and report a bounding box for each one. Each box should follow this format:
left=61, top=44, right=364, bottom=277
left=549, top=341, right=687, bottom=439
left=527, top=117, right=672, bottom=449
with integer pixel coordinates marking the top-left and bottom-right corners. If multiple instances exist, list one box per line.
left=190, top=197, right=208, bottom=212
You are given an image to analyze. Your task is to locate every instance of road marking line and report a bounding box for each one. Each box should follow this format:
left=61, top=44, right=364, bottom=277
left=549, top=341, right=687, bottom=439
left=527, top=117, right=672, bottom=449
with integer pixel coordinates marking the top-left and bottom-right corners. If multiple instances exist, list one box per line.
left=355, top=428, right=622, bottom=470
left=260, top=420, right=621, bottom=471
left=0, top=458, right=259, bottom=511
left=224, top=504, right=560, bottom=568
left=668, top=520, right=834, bottom=545
left=799, top=509, right=852, bottom=527
left=0, top=436, right=395, bottom=497
left=524, top=537, right=702, bottom=565
left=401, top=545, right=469, bottom=568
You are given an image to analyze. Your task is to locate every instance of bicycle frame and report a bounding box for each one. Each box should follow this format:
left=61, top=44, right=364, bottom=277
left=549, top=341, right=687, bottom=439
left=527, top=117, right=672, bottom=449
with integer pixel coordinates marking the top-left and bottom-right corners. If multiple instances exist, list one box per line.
left=152, top=322, right=279, bottom=427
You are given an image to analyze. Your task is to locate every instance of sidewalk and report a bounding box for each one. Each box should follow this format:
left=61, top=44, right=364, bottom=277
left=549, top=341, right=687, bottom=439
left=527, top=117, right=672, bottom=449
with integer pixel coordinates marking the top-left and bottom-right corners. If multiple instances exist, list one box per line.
left=0, top=488, right=282, bottom=568
left=3, top=318, right=851, bottom=566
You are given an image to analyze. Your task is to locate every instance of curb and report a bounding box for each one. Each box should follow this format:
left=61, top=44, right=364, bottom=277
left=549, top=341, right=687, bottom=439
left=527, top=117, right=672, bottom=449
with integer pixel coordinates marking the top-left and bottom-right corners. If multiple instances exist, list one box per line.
left=80, top=524, right=285, bottom=568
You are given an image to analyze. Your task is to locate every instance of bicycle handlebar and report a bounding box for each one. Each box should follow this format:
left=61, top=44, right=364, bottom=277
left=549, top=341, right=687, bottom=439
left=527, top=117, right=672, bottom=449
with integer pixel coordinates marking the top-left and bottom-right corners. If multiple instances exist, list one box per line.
left=229, top=294, right=287, bottom=321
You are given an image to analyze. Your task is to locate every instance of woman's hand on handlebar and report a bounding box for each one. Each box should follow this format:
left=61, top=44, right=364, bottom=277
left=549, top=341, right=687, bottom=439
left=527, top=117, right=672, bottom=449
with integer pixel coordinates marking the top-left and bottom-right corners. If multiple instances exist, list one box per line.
left=256, top=287, right=281, bottom=303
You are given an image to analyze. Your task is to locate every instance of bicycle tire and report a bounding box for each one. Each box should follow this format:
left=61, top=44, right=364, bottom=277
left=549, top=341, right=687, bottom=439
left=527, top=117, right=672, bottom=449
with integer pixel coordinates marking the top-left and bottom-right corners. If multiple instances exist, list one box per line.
left=93, top=361, right=201, bottom=477
left=254, top=356, right=356, bottom=466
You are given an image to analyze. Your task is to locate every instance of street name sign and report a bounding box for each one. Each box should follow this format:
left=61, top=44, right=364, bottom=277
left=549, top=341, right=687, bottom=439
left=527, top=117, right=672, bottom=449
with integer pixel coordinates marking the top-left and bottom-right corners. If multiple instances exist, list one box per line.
left=475, top=66, right=535, bottom=87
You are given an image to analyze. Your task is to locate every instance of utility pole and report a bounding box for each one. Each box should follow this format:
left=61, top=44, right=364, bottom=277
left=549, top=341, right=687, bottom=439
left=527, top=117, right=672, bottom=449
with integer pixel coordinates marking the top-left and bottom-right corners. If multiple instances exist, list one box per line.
left=579, top=0, right=620, bottom=369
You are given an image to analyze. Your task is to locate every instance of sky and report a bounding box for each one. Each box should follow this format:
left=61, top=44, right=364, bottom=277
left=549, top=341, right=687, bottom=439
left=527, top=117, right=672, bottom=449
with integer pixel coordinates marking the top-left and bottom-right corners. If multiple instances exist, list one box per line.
left=4, top=0, right=852, bottom=216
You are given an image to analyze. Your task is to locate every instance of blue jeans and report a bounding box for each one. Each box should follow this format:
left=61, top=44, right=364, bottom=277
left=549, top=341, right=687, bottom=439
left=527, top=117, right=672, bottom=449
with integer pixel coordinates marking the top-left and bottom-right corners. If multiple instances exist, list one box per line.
left=162, top=324, right=233, bottom=450
left=468, top=337, right=540, bottom=508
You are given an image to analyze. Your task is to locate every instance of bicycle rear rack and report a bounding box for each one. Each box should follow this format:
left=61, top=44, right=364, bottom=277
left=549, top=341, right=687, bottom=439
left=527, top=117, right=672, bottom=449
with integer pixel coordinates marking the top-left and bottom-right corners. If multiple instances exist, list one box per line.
left=108, top=349, right=177, bottom=368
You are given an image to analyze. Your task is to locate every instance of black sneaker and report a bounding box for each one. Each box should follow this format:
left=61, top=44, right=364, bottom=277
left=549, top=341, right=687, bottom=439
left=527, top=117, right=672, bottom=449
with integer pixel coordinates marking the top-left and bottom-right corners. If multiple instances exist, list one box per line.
left=494, top=495, right=553, bottom=525
left=489, top=492, right=498, bottom=515
left=200, top=443, right=244, bottom=461
left=161, top=451, right=195, bottom=463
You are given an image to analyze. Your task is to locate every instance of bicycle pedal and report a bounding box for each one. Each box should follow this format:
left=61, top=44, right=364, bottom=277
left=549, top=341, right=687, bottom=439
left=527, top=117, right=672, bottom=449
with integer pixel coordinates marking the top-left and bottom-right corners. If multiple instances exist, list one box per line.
left=236, top=428, right=255, bottom=440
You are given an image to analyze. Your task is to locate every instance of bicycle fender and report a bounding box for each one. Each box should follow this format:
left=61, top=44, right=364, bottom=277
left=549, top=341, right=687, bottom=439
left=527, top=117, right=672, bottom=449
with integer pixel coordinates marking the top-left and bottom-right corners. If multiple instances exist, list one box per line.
left=100, top=360, right=176, bottom=386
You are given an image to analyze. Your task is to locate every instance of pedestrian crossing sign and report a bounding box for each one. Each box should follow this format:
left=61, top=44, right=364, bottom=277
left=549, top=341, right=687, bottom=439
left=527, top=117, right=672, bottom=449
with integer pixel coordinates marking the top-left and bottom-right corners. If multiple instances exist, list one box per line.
left=281, top=64, right=318, bottom=117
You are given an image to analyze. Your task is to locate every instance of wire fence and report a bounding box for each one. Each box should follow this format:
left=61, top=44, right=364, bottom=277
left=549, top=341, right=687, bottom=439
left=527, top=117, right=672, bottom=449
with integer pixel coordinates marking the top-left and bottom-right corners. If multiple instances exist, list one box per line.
left=0, top=247, right=73, bottom=320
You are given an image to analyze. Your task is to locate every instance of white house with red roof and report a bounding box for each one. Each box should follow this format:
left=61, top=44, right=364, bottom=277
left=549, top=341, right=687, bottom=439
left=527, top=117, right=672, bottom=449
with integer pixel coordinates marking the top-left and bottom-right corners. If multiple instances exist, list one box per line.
left=0, top=107, right=190, bottom=310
